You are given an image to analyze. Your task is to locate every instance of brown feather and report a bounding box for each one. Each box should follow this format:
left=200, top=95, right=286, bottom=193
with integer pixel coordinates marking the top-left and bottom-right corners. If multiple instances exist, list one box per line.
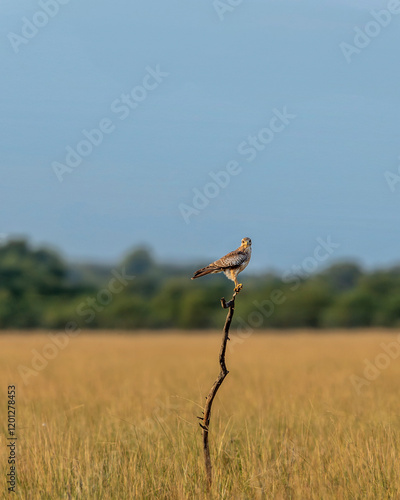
left=191, top=264, right=221, bottom=279
left=191, top=237, right=252, bottom=284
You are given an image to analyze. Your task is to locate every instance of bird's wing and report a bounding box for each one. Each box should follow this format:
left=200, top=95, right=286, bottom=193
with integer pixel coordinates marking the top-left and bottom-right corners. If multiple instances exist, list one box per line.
left=213, top=250, right=247, bottom=269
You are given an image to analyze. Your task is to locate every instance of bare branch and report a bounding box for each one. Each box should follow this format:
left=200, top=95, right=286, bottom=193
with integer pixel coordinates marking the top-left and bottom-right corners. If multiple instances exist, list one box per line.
left=201, top=289, right=239, bottom=488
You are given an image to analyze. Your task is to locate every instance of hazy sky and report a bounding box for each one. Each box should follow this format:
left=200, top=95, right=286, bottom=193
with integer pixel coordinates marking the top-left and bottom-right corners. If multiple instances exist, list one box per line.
left=1, top=0, right=399, bottom=271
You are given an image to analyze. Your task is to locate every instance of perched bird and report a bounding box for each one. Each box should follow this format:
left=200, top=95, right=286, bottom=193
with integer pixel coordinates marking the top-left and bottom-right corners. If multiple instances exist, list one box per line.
left=191, top=237, right=252, bottom=292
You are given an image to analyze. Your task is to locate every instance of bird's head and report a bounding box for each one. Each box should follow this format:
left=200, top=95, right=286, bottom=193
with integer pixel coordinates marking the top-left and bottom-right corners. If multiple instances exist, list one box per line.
left=241, top=237, right=252, bottom=249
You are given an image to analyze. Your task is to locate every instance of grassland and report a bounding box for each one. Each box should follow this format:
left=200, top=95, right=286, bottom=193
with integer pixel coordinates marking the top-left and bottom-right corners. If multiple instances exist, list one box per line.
left=1, top=330, right=400, bottom=499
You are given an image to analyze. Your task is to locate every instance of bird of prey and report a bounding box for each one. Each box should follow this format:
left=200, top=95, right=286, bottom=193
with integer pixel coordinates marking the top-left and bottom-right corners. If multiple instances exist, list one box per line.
left=191, top=237, right=252, bottom=292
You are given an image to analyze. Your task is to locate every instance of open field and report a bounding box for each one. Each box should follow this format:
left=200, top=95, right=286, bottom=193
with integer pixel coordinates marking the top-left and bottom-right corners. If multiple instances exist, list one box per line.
left=1, top=330, right=400, bottom=499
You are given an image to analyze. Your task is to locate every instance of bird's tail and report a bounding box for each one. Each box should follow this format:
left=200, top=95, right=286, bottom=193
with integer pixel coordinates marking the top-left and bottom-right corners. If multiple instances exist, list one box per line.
left=191, top=265, right=221, bottom=280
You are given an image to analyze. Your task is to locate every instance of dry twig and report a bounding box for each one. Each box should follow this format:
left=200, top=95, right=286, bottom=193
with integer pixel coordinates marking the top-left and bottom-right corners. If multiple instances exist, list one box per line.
left=199, top=289, right=239, bottom=488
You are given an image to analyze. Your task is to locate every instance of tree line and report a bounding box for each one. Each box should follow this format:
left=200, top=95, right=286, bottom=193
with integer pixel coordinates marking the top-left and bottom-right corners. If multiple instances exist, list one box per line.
left=1, top=239, right=400, bottom=330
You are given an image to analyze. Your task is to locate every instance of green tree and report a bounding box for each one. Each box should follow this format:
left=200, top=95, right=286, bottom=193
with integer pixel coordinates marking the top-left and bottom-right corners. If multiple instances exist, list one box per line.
left=321, top=290, right=375, bottom=327
left=122, top=247, right=154, bottom=277
left=316, top=262, right=362, bottom=293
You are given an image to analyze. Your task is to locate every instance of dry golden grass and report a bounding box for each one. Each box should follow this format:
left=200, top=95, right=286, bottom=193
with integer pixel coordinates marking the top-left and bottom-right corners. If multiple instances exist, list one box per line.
left=1, top=330, right=400, bottom=499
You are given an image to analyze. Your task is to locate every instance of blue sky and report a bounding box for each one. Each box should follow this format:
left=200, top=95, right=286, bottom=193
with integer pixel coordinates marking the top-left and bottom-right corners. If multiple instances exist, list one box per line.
left=1, top=0, right=399, bottom=271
